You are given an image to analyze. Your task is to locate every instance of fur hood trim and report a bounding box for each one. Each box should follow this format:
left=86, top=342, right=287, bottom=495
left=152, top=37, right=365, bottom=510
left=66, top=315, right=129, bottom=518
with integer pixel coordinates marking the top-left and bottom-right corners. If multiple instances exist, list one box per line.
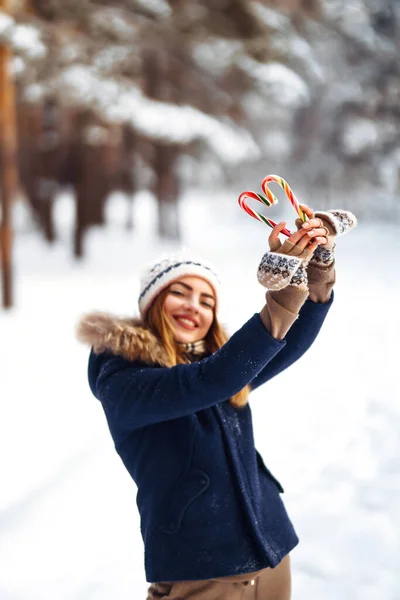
left=76, top=312, right=173, bottom=367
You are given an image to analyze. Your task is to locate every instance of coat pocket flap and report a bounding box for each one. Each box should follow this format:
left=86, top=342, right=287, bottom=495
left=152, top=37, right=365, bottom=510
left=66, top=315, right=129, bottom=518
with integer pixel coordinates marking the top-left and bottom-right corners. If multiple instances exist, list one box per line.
left=159, top=468, right=210, bottom=534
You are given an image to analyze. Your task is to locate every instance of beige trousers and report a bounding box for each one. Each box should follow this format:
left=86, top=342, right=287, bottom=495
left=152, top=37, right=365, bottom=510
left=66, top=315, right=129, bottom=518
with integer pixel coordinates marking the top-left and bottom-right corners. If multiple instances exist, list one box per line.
left=146, top=555, right=291, bottom=600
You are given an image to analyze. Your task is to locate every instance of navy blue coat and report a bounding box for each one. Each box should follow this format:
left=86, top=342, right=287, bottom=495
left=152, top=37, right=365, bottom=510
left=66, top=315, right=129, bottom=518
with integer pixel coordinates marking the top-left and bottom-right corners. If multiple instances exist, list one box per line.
left=86, top=296, right=333, bottom=582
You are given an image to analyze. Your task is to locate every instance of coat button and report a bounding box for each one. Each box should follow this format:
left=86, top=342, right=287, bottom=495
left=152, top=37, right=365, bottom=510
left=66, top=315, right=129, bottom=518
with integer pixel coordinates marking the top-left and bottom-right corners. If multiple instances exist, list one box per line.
left=199, top=478, right=207, bottom=486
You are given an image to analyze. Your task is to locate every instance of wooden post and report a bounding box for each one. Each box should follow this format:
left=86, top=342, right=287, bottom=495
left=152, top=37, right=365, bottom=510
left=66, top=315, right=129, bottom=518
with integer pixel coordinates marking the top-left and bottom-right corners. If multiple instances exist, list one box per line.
left=0, top=0, right=18, bottom=308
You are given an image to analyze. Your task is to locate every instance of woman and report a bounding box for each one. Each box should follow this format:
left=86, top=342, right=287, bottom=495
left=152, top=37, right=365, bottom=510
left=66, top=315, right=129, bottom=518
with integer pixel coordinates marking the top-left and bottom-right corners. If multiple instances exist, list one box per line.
left=78, top=204, right=357, bottom=599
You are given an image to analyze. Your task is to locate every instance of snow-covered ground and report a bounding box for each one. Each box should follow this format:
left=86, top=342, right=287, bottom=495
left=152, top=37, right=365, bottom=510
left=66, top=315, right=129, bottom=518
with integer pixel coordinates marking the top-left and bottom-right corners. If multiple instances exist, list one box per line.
left=1, top=189, right=399, bottom=600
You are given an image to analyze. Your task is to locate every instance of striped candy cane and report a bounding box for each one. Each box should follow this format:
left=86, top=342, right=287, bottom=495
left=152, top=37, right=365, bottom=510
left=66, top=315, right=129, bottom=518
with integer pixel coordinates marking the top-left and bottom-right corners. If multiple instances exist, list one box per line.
left=262, top=175, right=307, bottom=223
left=238, top=191, right=292, bottom=236
left=238, top=174, right=308, bottom=236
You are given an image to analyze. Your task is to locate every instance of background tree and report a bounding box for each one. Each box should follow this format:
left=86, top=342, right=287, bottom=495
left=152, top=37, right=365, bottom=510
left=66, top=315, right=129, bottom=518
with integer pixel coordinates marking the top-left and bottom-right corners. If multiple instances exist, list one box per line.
left=1, top=0, right=399, bottom=262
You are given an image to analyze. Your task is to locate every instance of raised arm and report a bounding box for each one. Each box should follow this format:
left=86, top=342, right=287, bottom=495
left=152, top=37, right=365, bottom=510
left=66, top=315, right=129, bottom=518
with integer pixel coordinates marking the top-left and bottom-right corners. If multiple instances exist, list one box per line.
left=251, top=205, right=357, bottom=390
left=251, top=292, right=333, bottom=390
left=90, top=313, right=285, bottom=432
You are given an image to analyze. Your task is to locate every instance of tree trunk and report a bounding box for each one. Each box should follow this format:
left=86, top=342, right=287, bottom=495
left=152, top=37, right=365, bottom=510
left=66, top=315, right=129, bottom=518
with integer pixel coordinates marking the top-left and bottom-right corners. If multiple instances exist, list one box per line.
left=142, top=47, right=182, bottom=239
left=153, top=144, right=180, bottom=239
left=121, top=126, right=136, bottom=230
left=0, top=0, right=18, bottom=309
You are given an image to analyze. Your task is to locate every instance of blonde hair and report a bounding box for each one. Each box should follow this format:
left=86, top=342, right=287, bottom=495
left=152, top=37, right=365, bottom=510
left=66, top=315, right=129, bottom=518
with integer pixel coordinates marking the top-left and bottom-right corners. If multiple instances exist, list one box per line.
left=144, top=288, right=249, bottom=408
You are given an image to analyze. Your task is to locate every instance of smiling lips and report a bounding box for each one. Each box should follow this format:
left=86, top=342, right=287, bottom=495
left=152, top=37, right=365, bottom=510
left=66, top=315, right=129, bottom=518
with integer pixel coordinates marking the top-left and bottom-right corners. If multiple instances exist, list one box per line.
left=174, top=315, right=198, bottom=329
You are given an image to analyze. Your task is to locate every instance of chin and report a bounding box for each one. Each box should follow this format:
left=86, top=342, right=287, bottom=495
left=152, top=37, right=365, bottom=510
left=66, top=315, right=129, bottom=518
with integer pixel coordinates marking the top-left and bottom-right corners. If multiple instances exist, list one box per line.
left=173, top=328, right=200, bottom=344
left=175, top=334, right=198, bottom=343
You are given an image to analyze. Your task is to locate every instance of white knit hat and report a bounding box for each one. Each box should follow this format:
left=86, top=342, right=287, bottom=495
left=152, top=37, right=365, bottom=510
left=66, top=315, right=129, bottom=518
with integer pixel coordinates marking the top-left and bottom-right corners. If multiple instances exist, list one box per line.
left=138, top=252, right=221, bottom=318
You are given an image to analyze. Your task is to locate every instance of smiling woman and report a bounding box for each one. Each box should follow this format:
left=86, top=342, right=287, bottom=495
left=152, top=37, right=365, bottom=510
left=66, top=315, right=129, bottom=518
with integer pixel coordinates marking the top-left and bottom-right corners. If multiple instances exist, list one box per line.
left=163, top=277, right=215, bottom=343
left=77, top=207, right=357, bottom=600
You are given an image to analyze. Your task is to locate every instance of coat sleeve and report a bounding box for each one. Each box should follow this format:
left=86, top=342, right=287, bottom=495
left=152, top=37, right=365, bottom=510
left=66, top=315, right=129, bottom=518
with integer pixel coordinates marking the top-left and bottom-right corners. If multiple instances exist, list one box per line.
left=250, top=293, right=334, bottom=390
left=91, top=314, right=286, bottom=432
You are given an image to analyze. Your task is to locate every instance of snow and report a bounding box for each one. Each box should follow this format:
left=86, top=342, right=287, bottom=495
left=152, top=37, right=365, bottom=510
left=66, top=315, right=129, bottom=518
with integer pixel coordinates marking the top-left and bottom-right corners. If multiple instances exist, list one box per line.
left=251, top=3, right=290, bottom=31
left=133, top=0, right=171, bottom=18
left=22, top=82, right=46, bottom=103
left=323, top=0, right=367, bottom=24
left=90, top=9, right=139, bottom=41
left=378, top=149, right=400, bottom=193
left=248, top=6, right=323, bottom=84
left=11, top=24, right=47, bottom=60
left=260, top=128, right=292, bottom=158
left=12, top=55, right=25, bottom=76
left=322, top=0, right=394, bottom=55
left=340, top=116, right=378, bottom=156
left=93, top=46, right=136, bottom=73
left=192, top=38, right=243, bottom=76
left=288, top=37, right=325, bottom=83
left=55, top=65, right=259, bottom=163
left=339, top=114, right=398, bottom=159
left=0, top=10, right=14, bottom=40
left=239, top=58, right=310, bottom=108
left=1, top=188, right=399, bottom=599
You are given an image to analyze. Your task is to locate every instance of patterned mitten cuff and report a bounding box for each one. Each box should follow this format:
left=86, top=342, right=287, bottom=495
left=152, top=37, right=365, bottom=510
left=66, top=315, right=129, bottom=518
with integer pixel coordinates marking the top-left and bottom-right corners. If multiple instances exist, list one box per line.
left=289, top=264, right=308, bottom=287
left=310, top=243, right=336, bottom=267
left=310, top=209, right=357, bottom=267
left=314, top=210, right=358, bottom=240
left=257, top=252, right=307, bottom=290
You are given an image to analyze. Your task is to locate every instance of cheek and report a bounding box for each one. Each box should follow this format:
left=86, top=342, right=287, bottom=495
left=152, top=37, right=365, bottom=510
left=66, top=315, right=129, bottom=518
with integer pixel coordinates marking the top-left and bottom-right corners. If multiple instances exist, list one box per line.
left=203, top=312, right=214, bottom=332
left=163, top=296, right=181, bottom=315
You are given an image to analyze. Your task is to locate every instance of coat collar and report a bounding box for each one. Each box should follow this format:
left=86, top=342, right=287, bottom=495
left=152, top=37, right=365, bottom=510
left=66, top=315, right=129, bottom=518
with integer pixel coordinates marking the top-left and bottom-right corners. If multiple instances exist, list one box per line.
left=77, top=313, right=248, bottom=408
left=77, top=312, right=173, bottom=367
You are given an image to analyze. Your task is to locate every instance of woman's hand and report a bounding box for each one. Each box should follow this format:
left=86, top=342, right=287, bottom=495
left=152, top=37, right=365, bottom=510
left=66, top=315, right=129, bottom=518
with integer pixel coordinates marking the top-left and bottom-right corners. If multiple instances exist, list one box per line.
left=298, top=203, right=330, bottom=242
left=268, top=221, right=323, bottom=256
left=299, top=205, right=358, bottom=268
left=269, top=203, right=329, bottom=258
left=258, top=203, right=330, bottom=291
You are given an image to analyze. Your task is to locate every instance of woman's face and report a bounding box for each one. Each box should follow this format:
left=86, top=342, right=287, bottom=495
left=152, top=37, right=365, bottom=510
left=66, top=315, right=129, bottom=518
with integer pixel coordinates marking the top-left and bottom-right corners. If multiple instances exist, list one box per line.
left=163, top=276, right=215, bottom=343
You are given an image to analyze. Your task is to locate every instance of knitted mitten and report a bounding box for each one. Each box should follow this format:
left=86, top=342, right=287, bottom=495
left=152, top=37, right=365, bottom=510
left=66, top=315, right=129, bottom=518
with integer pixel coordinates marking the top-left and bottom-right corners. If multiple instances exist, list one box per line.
left=293, top=209, right=357, bottom=303
left=310, top=209, right=358, bottom=266
left=257, top=238, right=315, bottom=291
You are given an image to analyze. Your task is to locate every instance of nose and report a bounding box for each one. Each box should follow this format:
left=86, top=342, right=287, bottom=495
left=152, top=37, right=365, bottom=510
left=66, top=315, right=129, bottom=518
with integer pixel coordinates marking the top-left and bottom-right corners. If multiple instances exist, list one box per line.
left=183, top=295, right=200, bottom=312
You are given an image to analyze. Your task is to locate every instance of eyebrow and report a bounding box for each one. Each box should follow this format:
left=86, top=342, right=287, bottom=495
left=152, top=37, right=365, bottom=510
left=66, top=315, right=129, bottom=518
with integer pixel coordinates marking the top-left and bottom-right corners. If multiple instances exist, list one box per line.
left=170, top=281, right=215, bottom=301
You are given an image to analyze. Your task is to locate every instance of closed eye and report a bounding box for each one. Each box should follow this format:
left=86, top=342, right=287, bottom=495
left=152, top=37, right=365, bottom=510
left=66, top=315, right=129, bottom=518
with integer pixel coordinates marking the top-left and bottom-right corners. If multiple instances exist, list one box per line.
left=169, top=287, right=214, bottom=309
left=201, top=301, right=214, bottom=309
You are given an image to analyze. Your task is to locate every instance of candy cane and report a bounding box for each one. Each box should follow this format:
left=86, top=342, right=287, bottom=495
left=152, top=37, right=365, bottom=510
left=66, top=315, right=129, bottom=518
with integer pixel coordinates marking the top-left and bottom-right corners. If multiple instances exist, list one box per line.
left=238, top=191, right=292, bottom=236
left=238, top=174, right=308, bottom=237
left=262, top=175, right=307, bottom=223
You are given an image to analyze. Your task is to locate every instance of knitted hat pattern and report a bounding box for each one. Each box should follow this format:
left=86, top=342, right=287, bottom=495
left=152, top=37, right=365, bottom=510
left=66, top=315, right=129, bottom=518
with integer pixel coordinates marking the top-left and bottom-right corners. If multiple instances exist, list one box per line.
left=138, top=253, right=221, bottom=318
